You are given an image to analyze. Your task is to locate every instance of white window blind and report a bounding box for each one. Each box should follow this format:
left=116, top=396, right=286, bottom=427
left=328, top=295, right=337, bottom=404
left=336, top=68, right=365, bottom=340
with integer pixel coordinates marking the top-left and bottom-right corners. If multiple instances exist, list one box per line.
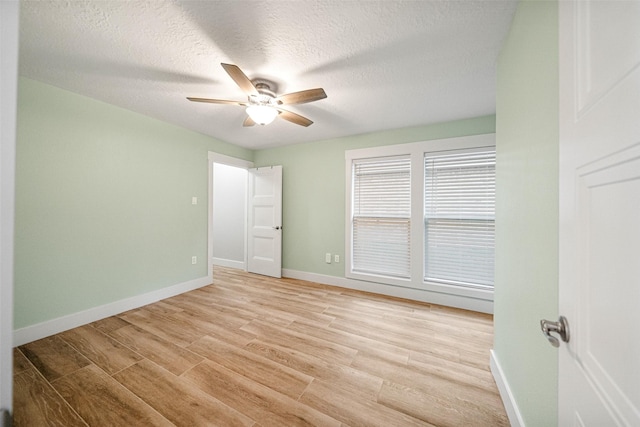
left=424, top=149, right=495, bottom=288
left=352, top=155, right=411, bottom=278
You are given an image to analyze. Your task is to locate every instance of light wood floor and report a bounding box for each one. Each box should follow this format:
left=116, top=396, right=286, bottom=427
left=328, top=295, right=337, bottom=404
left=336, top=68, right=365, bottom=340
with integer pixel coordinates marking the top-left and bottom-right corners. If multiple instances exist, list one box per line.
left=13, top=266, right=508, bottom=426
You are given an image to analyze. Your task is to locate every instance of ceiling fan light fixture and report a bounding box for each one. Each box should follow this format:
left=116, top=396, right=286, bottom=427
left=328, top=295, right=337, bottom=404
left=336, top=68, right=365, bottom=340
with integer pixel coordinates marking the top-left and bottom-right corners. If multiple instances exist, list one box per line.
left=188, top=64, right=324, bottom=127
left=246, top=105, right=278, bottom=125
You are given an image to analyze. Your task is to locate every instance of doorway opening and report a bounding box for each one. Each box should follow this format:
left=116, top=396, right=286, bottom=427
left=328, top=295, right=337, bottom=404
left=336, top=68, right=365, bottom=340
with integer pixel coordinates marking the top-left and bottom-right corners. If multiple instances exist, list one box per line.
left=208, top=152, right=253, bottom=276
left=212, top=163, right=248, bottom=269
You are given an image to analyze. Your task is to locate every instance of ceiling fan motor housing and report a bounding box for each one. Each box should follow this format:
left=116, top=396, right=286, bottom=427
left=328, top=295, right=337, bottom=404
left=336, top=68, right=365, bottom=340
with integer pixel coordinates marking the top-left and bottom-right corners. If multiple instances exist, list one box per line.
left=252, top=79, right=277, bottom=98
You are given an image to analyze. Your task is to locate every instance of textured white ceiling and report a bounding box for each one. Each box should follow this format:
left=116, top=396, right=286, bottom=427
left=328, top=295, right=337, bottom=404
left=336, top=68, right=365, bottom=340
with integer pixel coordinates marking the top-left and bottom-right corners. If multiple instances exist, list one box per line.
left=19, top=0, right=517, bottom=149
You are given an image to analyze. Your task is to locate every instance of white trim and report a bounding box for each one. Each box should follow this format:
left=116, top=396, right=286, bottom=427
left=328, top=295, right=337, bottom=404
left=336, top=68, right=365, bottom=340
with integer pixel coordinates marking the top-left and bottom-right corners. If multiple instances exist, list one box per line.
left=345, top=133, right=496, bottom=161
left=13, top=275, right=211, bottom=347
left=208, top=152, right=253, bottom=169
left=282, top=269, right=493, bottom=314
left=1, top=0, right=19, bottom=414
left=207, top=158, right=214, bottom=283
left=208, top=152, right=253, bottom=279
left=212, top=257, right=246, bottom=270
left=490, top=350, right=525, bottom=427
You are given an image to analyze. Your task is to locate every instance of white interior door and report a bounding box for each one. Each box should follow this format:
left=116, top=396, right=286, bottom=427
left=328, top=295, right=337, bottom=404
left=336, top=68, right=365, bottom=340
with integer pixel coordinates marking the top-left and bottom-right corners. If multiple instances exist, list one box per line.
left=559, top=0, right=640, bottom=425
left=247, top=166, right=282, bottom=278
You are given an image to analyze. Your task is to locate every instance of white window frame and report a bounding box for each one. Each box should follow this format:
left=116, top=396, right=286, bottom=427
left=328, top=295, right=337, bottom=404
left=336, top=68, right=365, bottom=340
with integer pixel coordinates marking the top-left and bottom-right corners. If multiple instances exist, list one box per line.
left=424, top=147, right=496, bottom=289
left=345, top=133, right=495, bottom=301
left=351, top=155, right=412, bottom=279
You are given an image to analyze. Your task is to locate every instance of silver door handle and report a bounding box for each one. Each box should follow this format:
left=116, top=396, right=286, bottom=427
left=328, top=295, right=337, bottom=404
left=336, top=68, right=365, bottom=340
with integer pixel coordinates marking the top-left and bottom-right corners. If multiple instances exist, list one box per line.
left=540, top=316, right=570, bottom=347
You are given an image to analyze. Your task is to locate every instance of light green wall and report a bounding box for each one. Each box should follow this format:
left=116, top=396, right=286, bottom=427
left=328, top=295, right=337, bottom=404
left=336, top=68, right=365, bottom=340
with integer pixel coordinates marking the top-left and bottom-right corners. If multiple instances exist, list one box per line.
left=494, top=1, right=559, bottom=425
left=14, top=77, right=494, bottom=331
left=14, top=77, right=251, bottom=329
left=253, top=116, right=495, bottom=276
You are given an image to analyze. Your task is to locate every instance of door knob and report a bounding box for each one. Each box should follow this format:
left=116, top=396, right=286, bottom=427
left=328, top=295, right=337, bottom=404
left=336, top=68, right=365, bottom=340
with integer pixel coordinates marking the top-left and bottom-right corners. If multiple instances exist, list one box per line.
left=273, top=226, right=281, bottom=230
left=540, top=316, right=570, bottom=347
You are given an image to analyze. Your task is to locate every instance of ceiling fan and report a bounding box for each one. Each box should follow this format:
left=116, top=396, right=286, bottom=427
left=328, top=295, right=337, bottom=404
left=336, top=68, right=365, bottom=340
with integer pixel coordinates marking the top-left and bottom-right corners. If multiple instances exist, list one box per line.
left=187, top=63, right=327, bottom=127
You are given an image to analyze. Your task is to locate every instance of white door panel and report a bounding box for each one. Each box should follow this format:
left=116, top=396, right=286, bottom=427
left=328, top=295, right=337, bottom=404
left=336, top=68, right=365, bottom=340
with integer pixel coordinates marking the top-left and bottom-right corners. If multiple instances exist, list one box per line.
left=247, top=166, right=282, bottom=278
left=559, top=0, right=640, bottom=425
left=575, top=1, right=640, bottom=117
left=571, top=148, right=640, bottom=425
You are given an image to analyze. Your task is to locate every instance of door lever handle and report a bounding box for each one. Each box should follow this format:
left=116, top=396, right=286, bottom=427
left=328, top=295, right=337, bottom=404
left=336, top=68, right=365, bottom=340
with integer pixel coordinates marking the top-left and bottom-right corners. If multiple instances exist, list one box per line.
left=273, top=226, right=282, bottom=230
left=540, top=316, right=570, bottom=347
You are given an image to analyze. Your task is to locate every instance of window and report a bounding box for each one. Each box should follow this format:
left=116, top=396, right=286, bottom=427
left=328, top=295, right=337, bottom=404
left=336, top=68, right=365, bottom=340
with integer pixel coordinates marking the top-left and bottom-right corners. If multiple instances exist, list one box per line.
left=345, top=133, right=495, bottom=304
left=424, top=149, right=496, bottom=289
left=351, top=156, right=411, bottom=278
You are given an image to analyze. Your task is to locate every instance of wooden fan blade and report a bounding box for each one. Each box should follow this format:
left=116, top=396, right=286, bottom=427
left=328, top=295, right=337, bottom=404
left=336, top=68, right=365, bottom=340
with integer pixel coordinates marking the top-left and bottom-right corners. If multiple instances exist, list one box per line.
left=187, top=97, right=246, bottom=106
left=275, top=88, right=327, bottom=105
left=243, top=116, right=256, bottom=127
left=221, top=63, right=259, bottom=96
left=277, top=109, right=313, bottom=127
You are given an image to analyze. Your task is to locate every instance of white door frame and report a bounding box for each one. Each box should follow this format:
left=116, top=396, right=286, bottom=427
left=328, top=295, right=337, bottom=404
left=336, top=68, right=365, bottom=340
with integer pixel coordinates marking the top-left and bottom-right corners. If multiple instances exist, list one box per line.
left=1, top=0, right=19, bottom=421
left=208, top=152, right=253, bottom=277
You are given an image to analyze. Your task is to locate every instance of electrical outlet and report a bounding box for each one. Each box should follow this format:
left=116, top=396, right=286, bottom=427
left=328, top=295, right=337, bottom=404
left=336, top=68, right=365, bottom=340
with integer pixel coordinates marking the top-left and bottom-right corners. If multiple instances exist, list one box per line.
left=325, top=253, right=332, bottom=264
left=334, top=254, right=340, bottom=263
left=192, top=197, right=198, bottom=205
left=191, top=256, right=197, bottom=265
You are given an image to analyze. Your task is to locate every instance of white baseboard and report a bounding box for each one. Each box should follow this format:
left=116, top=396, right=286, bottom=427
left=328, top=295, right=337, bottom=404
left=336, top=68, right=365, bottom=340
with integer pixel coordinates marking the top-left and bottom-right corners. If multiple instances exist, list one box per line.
left=13, top=268, right=492, bottom=347
left=13, top=275, right=212, bottom=347
left=282, top=269, right=493, bottom=314
left=212, top=257, right=246, bottom=270
left=490, top=349, right=525, bottom=427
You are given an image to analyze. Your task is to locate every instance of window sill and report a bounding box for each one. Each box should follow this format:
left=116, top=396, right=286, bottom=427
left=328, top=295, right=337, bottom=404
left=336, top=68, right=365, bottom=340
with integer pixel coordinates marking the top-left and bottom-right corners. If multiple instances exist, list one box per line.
left=345, top=271, right=494, bottom=302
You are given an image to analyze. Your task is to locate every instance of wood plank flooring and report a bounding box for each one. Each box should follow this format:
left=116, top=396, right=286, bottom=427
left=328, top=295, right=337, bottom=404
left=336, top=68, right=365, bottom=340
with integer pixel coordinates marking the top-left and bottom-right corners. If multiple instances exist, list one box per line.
left=13, top=266, right=508, bottom=426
